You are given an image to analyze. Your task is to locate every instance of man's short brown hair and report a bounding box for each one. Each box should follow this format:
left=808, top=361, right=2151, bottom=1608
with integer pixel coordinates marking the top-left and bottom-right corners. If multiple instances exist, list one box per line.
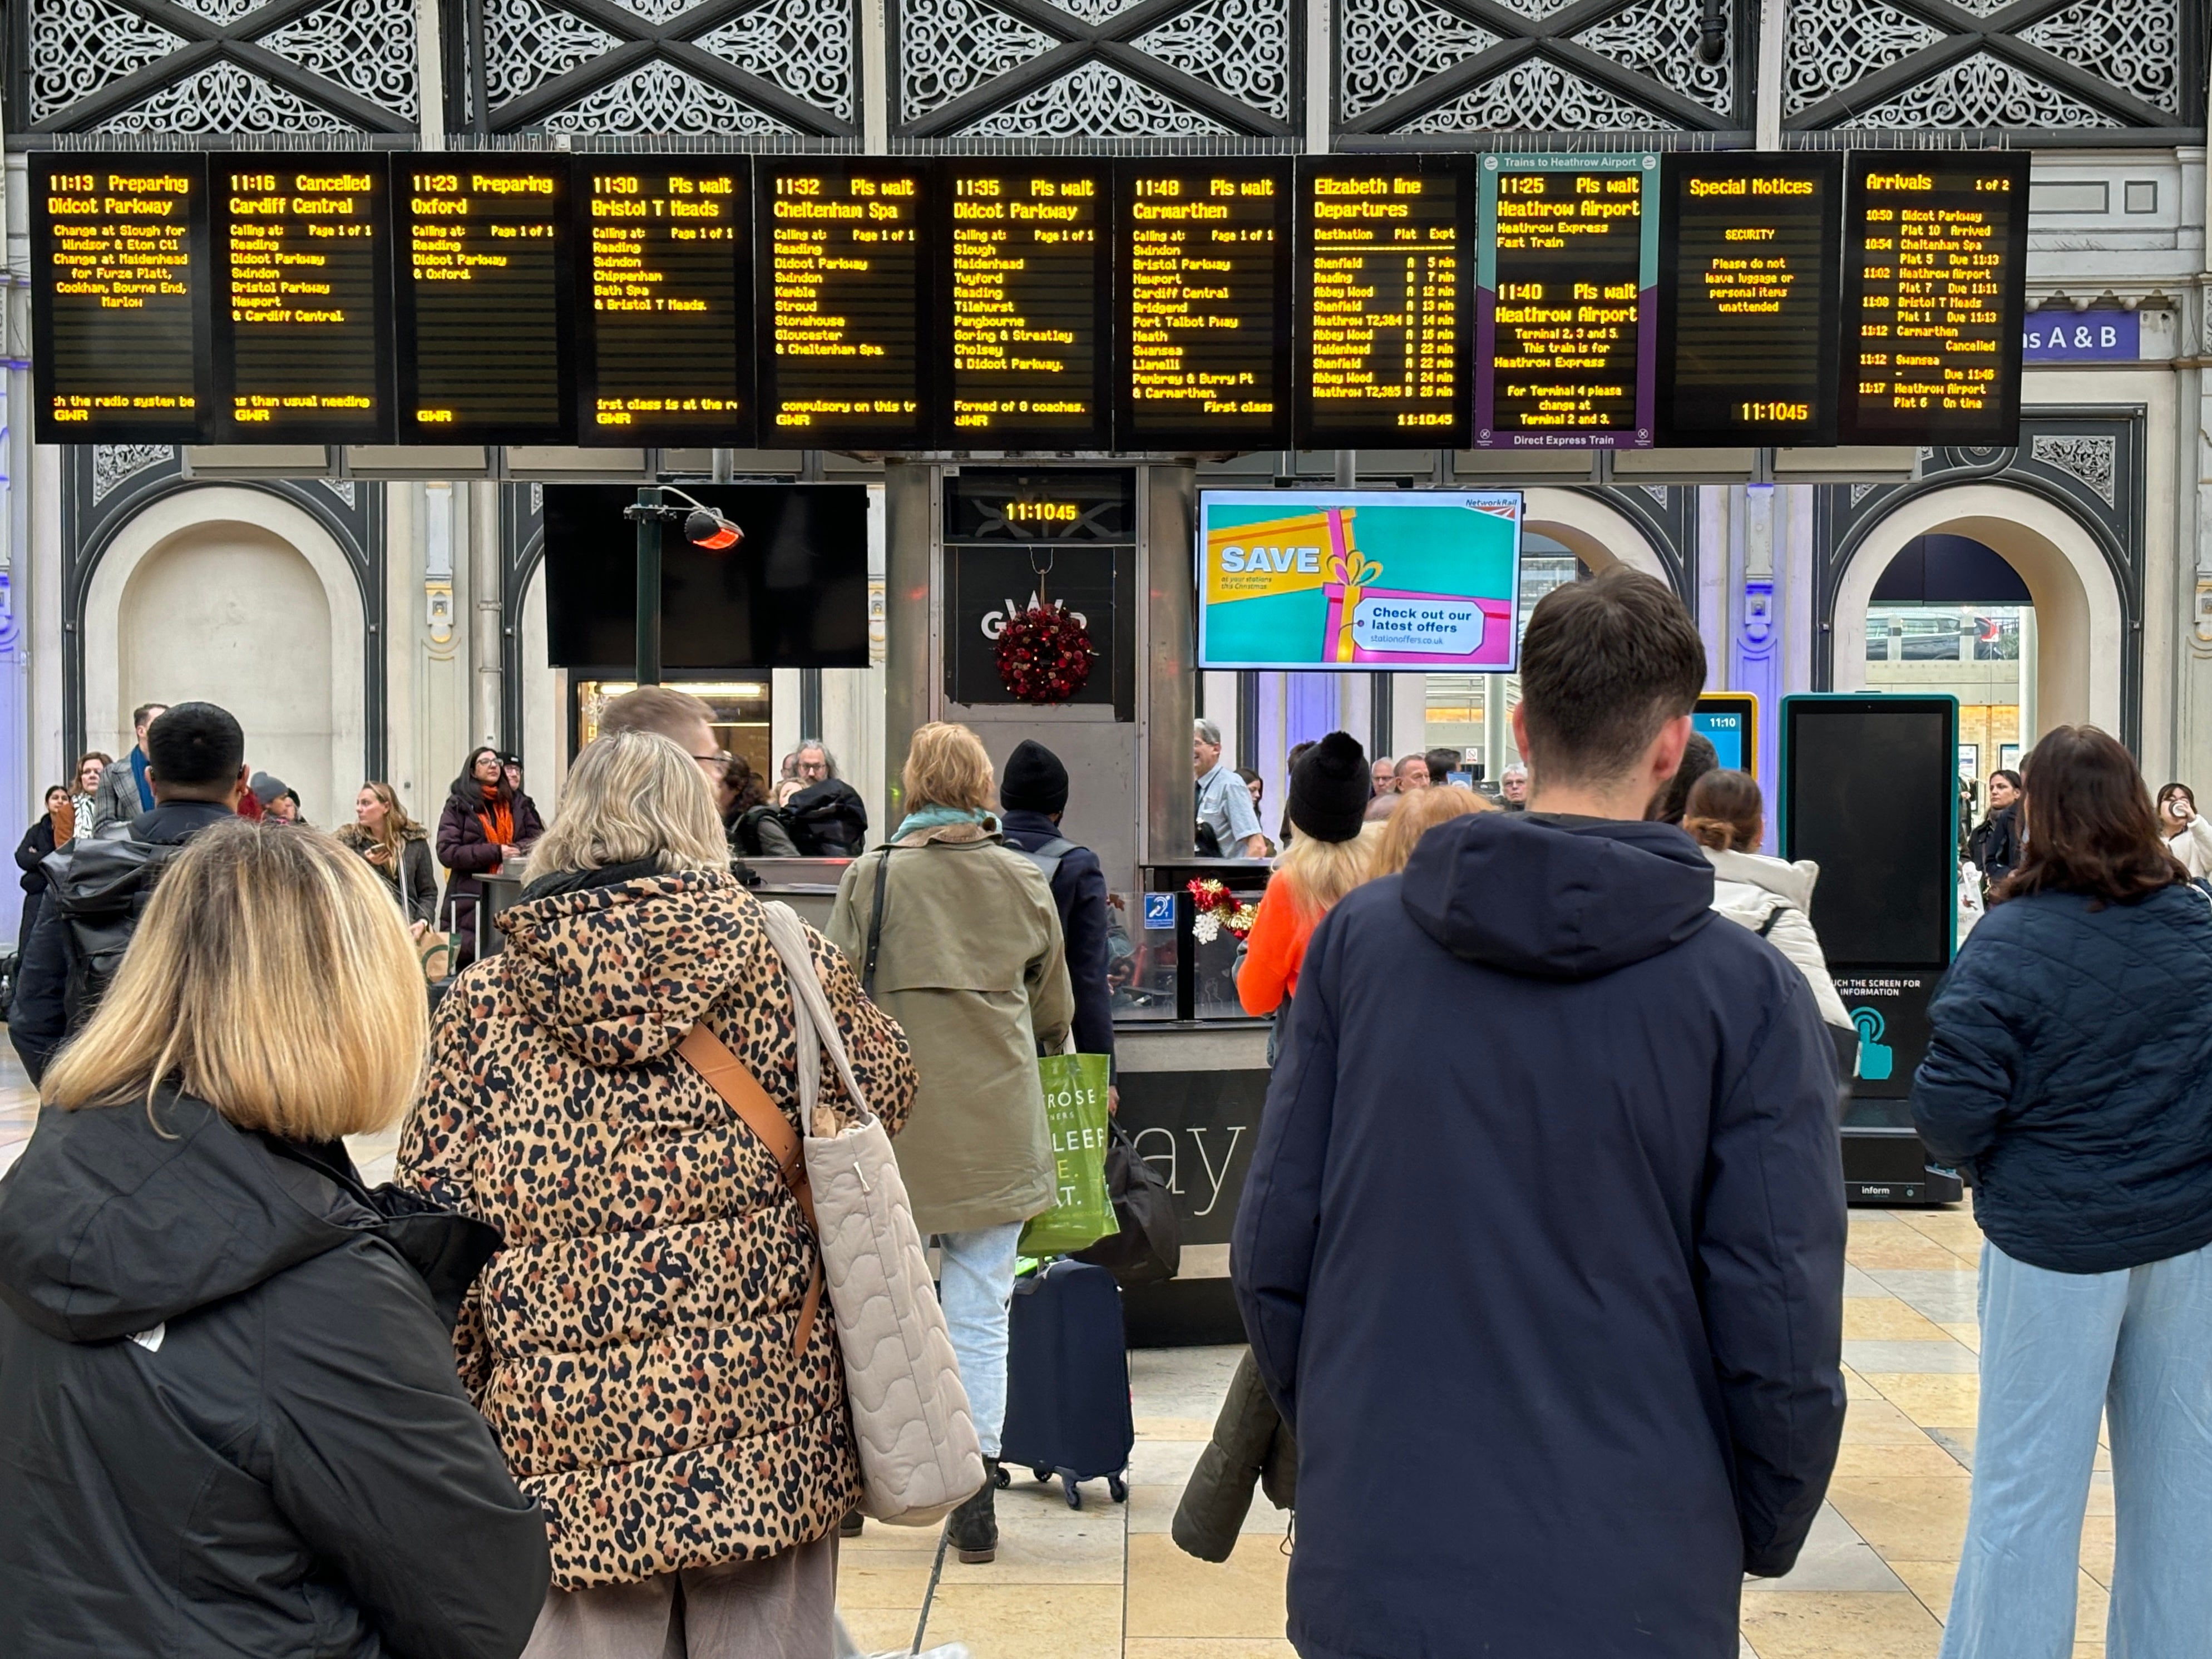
left=1517, top=568, right=1706, bottom=786
left=599, top=686, right=714, bottom=748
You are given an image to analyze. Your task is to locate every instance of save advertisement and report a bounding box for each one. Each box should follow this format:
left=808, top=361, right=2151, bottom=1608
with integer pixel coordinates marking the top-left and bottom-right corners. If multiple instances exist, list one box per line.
left=1196, top=489, right=1525, bottom=671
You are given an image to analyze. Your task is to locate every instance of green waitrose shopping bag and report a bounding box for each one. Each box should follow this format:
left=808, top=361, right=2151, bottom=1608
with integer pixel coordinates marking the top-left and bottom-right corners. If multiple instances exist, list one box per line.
left=1018, top=1053, right=1120, bottom=1256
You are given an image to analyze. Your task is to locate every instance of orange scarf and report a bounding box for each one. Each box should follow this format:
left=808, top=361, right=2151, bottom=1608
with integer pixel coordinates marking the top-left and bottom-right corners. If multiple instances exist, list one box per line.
left=480, top=799, right=515, bottom=872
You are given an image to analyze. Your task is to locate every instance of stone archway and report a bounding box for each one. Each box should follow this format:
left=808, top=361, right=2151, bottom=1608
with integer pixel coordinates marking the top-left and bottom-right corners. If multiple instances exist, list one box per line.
left=1522, top=487, right=1671, bottom=584
left=1832, top=482, right=2124, bottom=738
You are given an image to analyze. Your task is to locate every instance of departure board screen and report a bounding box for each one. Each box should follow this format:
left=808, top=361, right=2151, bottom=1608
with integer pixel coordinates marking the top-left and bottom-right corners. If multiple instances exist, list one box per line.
left=1475, top=154, right=1657, bottom=450
left=576, top=160, right=752, bottom=446
left=395, top=156, right=572, bottom=445
left=1295, top=157, right=1472, bottom=448
left=756, top=160, right=928, bottom=447
left=210, top=157, right=393, bottom=443
left=31, top=154, right=211, bottom=443
left=1840, top=152, right=2029, bottom=446
left=1657, top=152, right=1841, bottom=446
left=935, top=160, right=1109, bottom=448
left=1114, top=160, right=1292, bottom=451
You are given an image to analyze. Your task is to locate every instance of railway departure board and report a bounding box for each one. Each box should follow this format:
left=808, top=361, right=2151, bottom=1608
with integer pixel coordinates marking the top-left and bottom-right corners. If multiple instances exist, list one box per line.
left=937, top=161, right=1109, bottom=448
left=1115, top=160, right=1292, bottom=450
left=1657, top=153, right=1841, bottom=447
left=757, top=160, right=928, bottom=447
left=210, top=157, right=392, bottom=443
left=1840, top=151, right=2030, bottom=446
left=31, top=154, right=210, bottom=443
left=396, top=156, right=572, bottom=445
left=1295, top=157, right=1470, bottom=448
left=577, top=161, right=753, bottom=446
left=1477, top=153, right=1657, bottom=450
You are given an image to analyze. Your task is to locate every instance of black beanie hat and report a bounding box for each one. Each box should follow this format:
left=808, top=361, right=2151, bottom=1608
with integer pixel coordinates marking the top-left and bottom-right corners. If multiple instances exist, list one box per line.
left=999, top=738, right=1070, bottom=815
left=1288, top=732, right=1369, bottom=843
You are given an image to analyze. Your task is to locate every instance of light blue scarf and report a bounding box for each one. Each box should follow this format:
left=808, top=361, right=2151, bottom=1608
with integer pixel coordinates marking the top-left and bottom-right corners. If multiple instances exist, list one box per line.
left=890, top=804, right=995, bottom=842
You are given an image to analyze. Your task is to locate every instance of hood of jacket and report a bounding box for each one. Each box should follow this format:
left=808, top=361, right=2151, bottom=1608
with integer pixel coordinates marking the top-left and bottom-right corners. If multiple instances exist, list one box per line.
left=493, top=867, right=747, bottom=1068
left=0, top=1090, right=496, bottom=1344
left=1704, top=846, right=1820, bottom=912
left=1399, top=811, right=1716, bottom=981
left=334, top=821, right=427, bottom=855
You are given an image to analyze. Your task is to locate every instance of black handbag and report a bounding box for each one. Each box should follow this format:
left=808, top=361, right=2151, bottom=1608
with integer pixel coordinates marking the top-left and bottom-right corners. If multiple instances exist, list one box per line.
left=1074, top=1120, right=1181, bottom=1287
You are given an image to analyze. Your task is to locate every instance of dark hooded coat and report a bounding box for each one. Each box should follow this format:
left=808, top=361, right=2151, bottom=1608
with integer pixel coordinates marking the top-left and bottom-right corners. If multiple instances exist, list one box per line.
left=0, top=1090, right=549, bottom=1659
left=1232, top=812, right=1847, bottom=1659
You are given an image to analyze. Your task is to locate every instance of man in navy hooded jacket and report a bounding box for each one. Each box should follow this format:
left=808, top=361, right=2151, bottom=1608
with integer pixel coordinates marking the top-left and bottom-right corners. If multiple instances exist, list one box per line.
left=1233, top=569, right=1845, bottom=1659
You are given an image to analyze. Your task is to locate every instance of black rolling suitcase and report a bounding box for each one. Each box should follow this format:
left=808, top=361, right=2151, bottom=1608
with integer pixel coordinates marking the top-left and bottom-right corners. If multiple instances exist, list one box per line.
left=998, top=1257, right=1134, bottom=1510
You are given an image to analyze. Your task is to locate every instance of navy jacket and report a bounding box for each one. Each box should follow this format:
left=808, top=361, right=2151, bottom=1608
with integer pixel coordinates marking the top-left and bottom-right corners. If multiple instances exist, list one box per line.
left=1913, top=881, right=2212, bottom=1275
left=1233, top=813, right=1846, bottom=1659
left=1000, top=807, right=1116, bottom=1069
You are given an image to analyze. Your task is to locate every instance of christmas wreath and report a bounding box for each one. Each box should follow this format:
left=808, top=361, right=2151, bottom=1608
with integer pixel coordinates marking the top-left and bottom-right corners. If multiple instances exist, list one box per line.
left=995, top=602, right=1096, bottom=704
left=1187, top=877, right=1260, bottom=944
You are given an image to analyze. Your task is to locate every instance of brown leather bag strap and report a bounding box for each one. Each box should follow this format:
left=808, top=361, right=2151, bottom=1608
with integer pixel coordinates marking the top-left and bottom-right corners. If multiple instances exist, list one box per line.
left=677, top=1023, right=824, bottom=1356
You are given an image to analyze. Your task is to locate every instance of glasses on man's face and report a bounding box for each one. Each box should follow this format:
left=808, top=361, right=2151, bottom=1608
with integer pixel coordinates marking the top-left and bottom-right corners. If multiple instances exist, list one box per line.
left=693, top=751, right=735, bottom=777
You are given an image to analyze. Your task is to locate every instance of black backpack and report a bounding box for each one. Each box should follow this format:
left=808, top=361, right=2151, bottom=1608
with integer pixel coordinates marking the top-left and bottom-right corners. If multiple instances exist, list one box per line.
left=46, top=835, right=182, bottom=1032
left=784, top=779, right=868, bottom=858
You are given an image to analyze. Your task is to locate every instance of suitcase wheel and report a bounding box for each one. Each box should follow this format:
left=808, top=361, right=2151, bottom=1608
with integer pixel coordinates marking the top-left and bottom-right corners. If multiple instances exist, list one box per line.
left=994, top=1465, right=1010, bottom=1489
left=1032, top=1468, right=1052, bottom=1485
left=1107, top=1474, right=1127, bottom=1503
left=1061, top=1474, right=1083, bottom=1510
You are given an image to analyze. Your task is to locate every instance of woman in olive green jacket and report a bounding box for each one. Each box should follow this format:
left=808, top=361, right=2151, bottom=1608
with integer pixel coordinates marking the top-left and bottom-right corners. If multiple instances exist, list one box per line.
left=828, top=722, right=1073, bottom=1564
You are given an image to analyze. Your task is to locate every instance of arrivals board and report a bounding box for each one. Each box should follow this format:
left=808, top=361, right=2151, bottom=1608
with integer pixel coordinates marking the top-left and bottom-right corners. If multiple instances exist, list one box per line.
left=1840, top=151, right=2030, bottom=446
left=936, top=160, right=1110, bottom=449
left=1475, top=153, right=1657, bottom=450
left=210, top=157, right=393, bottom=443
left=395, top=156, right=573, bottom=445
left=756, top=159, right=928, bottom=448
left=1114, top=159, right=1292, bottom=451
left=576, top=160, right=752, bottom=446
left=1657, top=153, right=1841, bottom=447
left=31, top=153, right=211, bottom=443
left=1294, top=157, right=1472, bottom=448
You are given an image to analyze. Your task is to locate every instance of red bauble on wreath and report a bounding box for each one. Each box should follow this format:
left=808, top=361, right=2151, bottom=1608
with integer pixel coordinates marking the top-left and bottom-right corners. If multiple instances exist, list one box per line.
left=996, top=602, right=1096, bottom=704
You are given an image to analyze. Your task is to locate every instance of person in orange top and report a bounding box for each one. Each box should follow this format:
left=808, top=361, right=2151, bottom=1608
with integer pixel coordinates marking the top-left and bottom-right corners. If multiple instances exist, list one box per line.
left=1238, top=732, right=1377, bottom=1025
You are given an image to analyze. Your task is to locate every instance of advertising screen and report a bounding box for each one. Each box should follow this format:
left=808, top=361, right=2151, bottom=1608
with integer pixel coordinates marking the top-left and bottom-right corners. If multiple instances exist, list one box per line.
left=210, top=156, right=393, bottom=443
left=31, top=153, right=211, bottom=443
left=396, top=155, right=572, bottom=445
left=1197, top=489, right=1523, bottom=672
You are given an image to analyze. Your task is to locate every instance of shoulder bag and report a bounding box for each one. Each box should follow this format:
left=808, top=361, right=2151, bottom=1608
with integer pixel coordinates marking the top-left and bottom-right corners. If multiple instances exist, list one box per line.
left=681, top=896, right=984, bottom=1527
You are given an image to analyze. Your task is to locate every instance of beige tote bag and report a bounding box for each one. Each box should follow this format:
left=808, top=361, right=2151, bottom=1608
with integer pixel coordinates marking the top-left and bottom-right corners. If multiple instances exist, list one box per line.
left=754, top=901, right=986, bottom=1527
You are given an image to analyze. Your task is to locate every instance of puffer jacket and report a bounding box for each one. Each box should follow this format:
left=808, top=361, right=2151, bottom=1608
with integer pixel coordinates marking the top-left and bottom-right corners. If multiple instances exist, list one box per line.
left=1913, top=878, right=2212, bottom=1275
left=397, top=865, right=918, bottom=1589
left=337, top=822, right=441, bottom=927
left=1172, top=1348, right=1297, bottom=1563
left=1702, top=846, right=1853, bottom=1029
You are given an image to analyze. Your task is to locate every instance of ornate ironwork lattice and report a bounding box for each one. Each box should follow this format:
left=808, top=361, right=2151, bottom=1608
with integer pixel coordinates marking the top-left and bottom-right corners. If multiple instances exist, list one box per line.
left=892, top=0, right=1298, bottom=137
left=1339, top=0, right=1497, bottom=120
left=1840, top=51, right=2119, bottom=127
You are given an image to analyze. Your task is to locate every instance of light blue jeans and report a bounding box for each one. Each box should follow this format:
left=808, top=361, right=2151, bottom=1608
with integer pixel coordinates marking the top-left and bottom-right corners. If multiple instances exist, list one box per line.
left=936, top=1222, right=1023, bottom=1460
left=1941, top=1237, right=2212, bottom=1659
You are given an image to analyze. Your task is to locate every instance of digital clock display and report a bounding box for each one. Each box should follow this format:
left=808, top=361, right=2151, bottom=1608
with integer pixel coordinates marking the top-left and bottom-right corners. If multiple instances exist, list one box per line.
left=1656, top=152, right=1841, bottom=446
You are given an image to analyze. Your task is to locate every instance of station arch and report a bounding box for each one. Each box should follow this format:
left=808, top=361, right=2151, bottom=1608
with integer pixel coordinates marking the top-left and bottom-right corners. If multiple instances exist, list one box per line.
left=1522, top=487, right=1672, bottom=585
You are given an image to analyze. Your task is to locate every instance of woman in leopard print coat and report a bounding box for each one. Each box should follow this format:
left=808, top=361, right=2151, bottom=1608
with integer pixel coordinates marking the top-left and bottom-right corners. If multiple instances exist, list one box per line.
left=398, top=730, right=916, bottom=1653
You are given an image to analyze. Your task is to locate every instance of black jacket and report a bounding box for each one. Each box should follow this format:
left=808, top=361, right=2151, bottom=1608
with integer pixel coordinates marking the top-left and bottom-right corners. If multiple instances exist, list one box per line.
left=14, top=814, right=57, bottom=894
left=784, top=777, right=868, bottom=857
left=0, top=1089, right=549, bottom=1659
left=1914, top=881, right=2212, bottom=1273
left=1968, top=802, right=2022, bottom=885
left=9, top=799, right=235, bottom=1083
left=435, top=784, right=545, bottom=914
left=999, top=807, right=1117, bottom=1069
left=1233, top=813, right=1846, bottom=1659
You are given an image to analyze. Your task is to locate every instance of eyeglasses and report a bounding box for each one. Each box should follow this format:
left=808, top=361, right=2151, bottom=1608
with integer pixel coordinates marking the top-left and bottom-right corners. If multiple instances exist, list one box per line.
left=693, top=750, right=735, bottom=776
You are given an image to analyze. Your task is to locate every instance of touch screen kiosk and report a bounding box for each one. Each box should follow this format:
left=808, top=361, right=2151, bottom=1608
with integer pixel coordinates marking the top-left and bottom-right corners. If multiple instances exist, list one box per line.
left=1692, top=692, right=1758, bottom=777
left=1781, top=693, right=1964, bottom=1206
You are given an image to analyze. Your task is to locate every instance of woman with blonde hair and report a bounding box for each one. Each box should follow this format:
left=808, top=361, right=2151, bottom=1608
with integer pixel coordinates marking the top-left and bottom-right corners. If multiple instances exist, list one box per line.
left=829, top=721, right=1073, bottom=1565
left=338, top=780, right=440, bottom=936
left=1369, top=783, right=1492, bottom=878
left=1237, top=733, right=1375, bottom=1026
left=0, top=822, right=549, bottom=1659
left=399, top=729, right=916, bottom=1658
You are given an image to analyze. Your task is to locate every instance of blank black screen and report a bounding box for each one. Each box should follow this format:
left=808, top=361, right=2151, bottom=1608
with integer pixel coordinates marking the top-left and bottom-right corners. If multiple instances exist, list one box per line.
left=1785, top=701, right=1954, bottom=968
left=543, top=483, right=869, bottom=670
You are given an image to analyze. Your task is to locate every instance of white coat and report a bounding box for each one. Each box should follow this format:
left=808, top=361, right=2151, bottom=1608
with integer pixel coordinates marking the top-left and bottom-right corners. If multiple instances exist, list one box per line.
left=2166, top=814, right=2212, bottom=879
left=1702, top=846, right=1855, bottom=1030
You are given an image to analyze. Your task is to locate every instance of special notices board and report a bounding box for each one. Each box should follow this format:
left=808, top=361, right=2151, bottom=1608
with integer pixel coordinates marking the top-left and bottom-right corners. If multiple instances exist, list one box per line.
left=1840, top=151, right=2031, bottom=446
left=937, top=161, right=1110, bottom=449
left=1294, top=157, right=1472, bottom=448
left=210, top=157, right=393, bottom=443
left=1114, top=160, right=1293, bottom=451
left=1657, top=153, right=1842, bottom=447
left=1476, top=153, right=1657, bottom=450
left=756, top=160, right=928, bottom=448
left=31, top=154, right=210, bottom=443
left=396, top=156, right=573, bottom=445
left=577, top=161, right=752, bottom=447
